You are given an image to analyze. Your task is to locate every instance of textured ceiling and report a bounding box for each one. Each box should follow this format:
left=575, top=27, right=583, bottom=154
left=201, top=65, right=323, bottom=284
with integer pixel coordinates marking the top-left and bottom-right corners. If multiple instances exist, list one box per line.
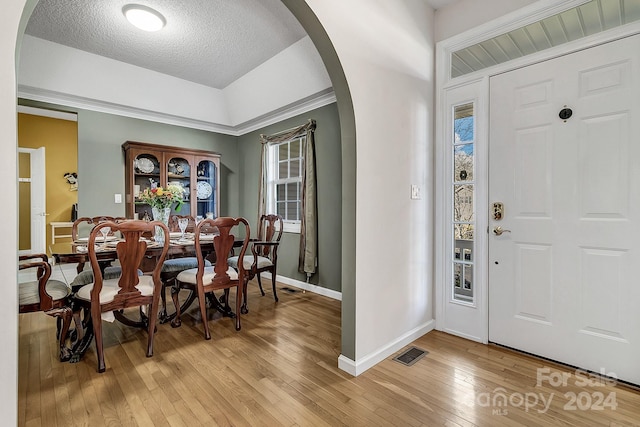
left=452, top=0, right=640, bottom=77
left=25, top=0, right=308, bottom=89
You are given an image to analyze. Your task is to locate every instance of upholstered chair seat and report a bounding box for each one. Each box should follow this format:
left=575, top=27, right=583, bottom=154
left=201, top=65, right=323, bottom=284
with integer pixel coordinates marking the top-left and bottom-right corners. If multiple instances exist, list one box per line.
left=70, top=266, right=125, bottom=289
left=176, top=265, right=238, bottom=285
left=19, top=278, right=70, bottom=306
left=76, top=275, right=155, bottom=305
left=227, top=255, right=273, bottom=271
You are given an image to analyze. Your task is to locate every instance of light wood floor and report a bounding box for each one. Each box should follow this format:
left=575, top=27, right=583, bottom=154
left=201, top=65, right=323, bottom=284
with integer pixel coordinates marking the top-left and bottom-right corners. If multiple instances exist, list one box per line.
left=19, top=280, right=640, bottom=426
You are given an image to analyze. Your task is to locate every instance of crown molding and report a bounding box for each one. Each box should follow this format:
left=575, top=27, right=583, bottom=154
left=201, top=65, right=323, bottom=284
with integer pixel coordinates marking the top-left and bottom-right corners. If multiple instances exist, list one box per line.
left=234, top=89, right=336, bottom=135
left=17, top=105, right=77, bottom=122
left=18, top=85, right=336, bottom=136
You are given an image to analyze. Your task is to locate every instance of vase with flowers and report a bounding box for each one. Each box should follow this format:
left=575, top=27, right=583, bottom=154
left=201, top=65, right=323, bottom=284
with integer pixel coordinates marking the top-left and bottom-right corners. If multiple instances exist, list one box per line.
left=137, top=184, right=184, bottom=244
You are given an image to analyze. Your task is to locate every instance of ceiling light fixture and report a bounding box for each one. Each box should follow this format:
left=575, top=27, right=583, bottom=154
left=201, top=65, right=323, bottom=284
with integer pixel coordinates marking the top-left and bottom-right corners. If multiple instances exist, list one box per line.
left=123, top=4, right=166, bottom=32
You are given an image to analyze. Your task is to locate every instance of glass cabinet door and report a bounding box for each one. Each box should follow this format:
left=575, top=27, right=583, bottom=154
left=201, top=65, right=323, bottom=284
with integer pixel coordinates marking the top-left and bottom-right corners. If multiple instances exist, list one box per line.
left=195, top=159, right=217, bottom=219
left=133, top=153, right=160, bottom=220
left=167, top=156, right=191, bottom=216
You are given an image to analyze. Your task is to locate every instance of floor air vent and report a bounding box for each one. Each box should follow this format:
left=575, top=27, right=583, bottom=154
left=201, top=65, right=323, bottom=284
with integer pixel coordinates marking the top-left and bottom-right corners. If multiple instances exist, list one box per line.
left=393, top=347, right=428, bottom=366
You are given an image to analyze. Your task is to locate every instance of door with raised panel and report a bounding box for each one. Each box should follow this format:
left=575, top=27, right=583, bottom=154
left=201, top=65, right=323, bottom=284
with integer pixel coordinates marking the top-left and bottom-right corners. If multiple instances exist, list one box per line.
left=489, top=34, right=640, bottom=384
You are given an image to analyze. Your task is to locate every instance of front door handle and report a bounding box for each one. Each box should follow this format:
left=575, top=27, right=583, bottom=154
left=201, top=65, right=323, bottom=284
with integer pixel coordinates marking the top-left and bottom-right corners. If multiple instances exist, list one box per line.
left=493, top=226, right=511, bottom=236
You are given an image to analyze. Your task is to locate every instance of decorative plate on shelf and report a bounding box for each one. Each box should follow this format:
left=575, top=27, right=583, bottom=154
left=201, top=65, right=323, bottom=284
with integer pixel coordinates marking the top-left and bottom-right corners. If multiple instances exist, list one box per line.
left=136, top=157, right=155, bottom=173
left=197, top=181, right=213, bottom=200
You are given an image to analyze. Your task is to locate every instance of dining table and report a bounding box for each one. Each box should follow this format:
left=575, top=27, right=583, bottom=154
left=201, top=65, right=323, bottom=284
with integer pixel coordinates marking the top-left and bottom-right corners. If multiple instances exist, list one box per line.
left=50, top=233, right=218, bottom=271
left=49, top=232, right=240, bottom=363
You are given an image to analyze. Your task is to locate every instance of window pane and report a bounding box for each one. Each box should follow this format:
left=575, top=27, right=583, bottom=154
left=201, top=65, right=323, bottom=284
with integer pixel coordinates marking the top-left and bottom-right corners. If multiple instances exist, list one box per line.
left=454, top=224, right=474, bottom=241
left=454, top=104, right=474, bottom=142
left=278, top=143, right=288, bottom=160
left=277, top=201, right=286, bottom=217
left=453, top=184, right=474, bottom=222
left=454, top=144, right=473, bottom=182
left=454, top=263, right=462, bottom=289
left=453, top=262, right=473, bottom=302
left=287, top=202, right=298, bottom=220
left=290, top=139, right=300, bottom=157
left=454, top=238, right=473, bottom=261
left=278, top=161, right=288, bottom=179
left=463, top=264, right=473, bottom=290
left=286, top=182, right=299, bottom=201
left=290, top=158, right=301, bottom=178
left=277, top=184, right=286, bottom=201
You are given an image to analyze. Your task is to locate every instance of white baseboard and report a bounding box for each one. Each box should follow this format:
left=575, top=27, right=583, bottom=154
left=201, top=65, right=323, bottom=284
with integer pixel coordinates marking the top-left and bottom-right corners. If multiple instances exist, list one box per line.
left=266, top=273, right=342, bottom=301
left=269, top=275, right=434, bottom=377
left=337, top=319, right=436, bottom=377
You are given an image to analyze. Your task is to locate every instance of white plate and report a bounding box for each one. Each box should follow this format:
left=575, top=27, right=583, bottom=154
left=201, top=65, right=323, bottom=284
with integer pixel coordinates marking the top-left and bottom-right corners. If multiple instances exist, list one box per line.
left=196, top=181, right=212, bottom=199
left=136, top=157, right=155, bottom=173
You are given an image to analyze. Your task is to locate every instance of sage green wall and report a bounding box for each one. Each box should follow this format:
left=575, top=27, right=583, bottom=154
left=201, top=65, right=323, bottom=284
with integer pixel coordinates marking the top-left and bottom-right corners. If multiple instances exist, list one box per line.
left=20, top=100, right=342, bottom=293
left=75, top=110, right=240, bottom=218
left=236, top=103, right=342, bottom=292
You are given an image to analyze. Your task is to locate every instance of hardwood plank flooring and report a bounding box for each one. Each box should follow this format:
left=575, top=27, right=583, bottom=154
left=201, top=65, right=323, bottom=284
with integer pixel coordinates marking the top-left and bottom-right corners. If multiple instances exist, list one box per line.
left=18, top=279, right=640, bottom=426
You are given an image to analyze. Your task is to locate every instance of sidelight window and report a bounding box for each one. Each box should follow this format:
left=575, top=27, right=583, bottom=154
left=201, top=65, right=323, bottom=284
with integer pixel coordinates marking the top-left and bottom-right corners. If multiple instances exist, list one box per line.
left=452, top=102, right=475, bottom=303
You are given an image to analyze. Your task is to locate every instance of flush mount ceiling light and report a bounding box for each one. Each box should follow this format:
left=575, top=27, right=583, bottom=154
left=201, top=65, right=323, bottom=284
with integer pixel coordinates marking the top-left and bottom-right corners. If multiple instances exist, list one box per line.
left=123, top=4, right=166, bottom=32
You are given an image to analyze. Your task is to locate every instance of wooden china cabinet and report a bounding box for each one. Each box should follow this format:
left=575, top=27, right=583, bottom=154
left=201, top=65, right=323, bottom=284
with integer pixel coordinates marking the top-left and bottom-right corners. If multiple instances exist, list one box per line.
left=122, top=141, right=220, bottom=221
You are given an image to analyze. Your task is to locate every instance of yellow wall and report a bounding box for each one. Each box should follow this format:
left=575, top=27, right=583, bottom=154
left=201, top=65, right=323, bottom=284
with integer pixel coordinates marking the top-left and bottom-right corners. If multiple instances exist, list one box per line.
left=18, top=113, right=78, bottom=252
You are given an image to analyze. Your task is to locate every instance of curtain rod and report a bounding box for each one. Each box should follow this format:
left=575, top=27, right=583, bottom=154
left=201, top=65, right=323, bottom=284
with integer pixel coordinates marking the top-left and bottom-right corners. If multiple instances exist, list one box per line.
left=261, top=119, right=315, bottom=138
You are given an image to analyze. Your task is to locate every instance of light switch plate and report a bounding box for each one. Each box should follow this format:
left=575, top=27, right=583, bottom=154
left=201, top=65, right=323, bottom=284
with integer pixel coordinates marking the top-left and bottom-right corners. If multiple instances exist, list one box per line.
left=411, top=184, right=421, bottom=200
left=114, top=193, right=122, bottom=204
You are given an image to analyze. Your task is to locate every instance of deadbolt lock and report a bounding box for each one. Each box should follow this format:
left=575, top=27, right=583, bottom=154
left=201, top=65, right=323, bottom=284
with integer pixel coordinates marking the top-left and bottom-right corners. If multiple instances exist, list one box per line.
left=492, top=202, right=504, bottom=220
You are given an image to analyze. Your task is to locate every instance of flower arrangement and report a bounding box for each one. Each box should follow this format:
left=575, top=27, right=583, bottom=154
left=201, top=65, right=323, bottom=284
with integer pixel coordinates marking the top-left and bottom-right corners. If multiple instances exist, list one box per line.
left=138, top=184, right=184, bottom=211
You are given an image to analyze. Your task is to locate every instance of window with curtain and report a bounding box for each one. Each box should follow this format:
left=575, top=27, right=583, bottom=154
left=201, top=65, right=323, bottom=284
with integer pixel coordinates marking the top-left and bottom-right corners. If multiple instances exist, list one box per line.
left=259, top=119, right=316, bottom=279
left=266, top=136, right=304, bottom=233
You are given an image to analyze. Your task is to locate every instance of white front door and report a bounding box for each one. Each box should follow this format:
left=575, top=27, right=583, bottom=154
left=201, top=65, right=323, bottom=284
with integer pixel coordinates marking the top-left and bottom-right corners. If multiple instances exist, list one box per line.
left=489, top=34, right=640, bottom=384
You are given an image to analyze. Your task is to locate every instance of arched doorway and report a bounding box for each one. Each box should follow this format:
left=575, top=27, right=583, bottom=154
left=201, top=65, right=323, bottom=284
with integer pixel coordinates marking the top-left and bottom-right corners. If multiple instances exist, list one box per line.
left=4, top=1, right=358, bottom=422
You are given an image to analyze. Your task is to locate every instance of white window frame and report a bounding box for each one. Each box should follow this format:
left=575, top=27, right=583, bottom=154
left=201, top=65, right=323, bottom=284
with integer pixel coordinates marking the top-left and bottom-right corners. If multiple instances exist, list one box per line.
left=266, top=136, right=304, bottom=233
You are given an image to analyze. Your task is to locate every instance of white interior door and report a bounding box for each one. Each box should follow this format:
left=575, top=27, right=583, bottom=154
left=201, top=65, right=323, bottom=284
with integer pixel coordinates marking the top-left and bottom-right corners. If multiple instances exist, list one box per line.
left=489, top=34, right=640, bottom=384
left=18, top=147, right=46, bottom=254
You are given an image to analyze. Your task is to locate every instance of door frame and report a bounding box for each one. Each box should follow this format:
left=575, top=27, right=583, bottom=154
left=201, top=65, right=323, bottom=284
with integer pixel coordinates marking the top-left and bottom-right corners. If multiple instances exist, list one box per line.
left=435, top=1, right=640, bottom=342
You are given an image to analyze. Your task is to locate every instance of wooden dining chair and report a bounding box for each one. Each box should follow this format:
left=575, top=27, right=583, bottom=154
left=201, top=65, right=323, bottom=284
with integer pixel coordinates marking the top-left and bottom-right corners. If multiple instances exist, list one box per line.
left=228, top=214, right=283, bottom=313
left=19, top=253, right=74, bottom=361
left=73, top=220, right=170, bottom=373
left=71, top=216, right=126, bottom=274
left=157, top=214, right=211, bottom=324
left=171, top=217, right=250, bottom=339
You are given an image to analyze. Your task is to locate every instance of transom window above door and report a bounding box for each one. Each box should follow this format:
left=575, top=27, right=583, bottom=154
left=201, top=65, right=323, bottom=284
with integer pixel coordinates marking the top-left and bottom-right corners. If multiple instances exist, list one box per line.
left=451, top=0, right=640, bottom=78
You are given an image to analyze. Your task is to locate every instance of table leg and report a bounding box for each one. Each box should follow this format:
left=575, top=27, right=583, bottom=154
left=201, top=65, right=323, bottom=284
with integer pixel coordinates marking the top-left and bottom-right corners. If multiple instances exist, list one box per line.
left=210, top=292, right=235, bottom=318
left=69, top=311, right=94, bottom=364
